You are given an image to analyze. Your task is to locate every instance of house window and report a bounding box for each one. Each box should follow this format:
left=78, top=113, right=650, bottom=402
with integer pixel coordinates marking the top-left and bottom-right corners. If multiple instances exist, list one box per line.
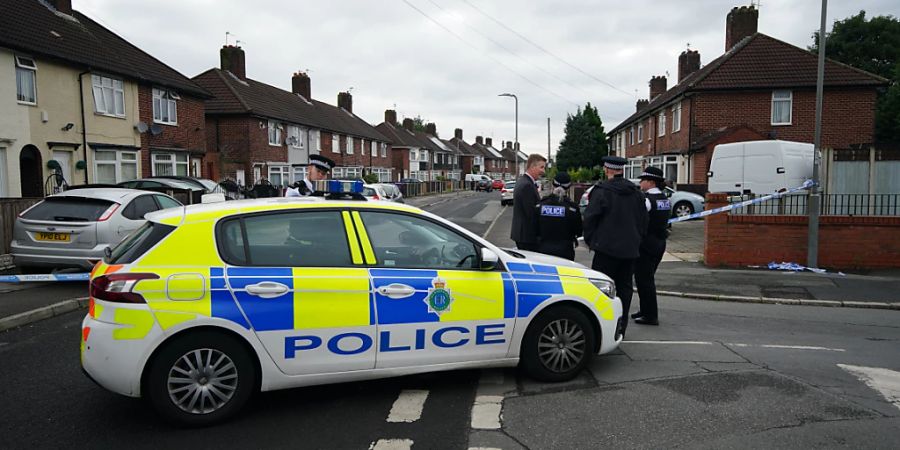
left=314, top=130, right=321, bottom=152
left=292, top=166, right=307, bottom=184
left=658, top=111, right=666, bottom=137
left=332, top=134, right=339, bottom=153
left=15, top=56, right=37, bottom=104
left=772, top=90, right=792, bottom=125
left=346, top=136, right=354, bottom=154
left=332, top=166, right=362, bottom=179
left=152, top=88, right=178, bottom=125
left=152, top=152, right=189, bottom=176
left=625, top=158, right=643, bottom=180
left=649, top=155, right=678, bottom=183
left=380, top=143, right=387, bottom=157
left=672, top=102, right=682, bottom=132
left=287, top=125, right=304, bottom=148
left=91, top=74, right=125, bottom=117
left=371, top=141, right=377, bottom=157
left=268, top=120, right=282, bottom=146
left=629, top=126, right=634, bottom=145
left=94, top=150, right=138, bottom=184
left=637, top=123, right=644, bottom=143
left=269, top=165, right=289, bottom=187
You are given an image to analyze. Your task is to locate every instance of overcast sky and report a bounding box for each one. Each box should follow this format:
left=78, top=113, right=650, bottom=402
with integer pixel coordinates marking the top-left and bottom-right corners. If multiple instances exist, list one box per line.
left=77, top=0, right=898, bottom=157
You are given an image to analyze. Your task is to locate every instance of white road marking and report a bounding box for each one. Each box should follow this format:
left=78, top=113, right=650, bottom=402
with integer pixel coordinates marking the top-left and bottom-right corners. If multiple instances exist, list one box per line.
left=624, top=340, right=846, bottom=352
left=469, top=448, right=503, bottom=450
left=387, top=390, right=429, bottom=423
left=625, top=340, right=715, bottom=345
left=838, top=364, right=900, bottom=410
left=758, top=345, right=845, bottom=352
left=369, top=439, right=413, bottom=450
left=481, top=204, right=507, bottom=238
left=471, top=395, right=504, bottom=429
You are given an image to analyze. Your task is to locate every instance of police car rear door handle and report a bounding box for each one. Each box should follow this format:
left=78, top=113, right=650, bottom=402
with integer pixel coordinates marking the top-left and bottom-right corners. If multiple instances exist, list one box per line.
left=245, top=281, right=290, bottom=298
left=377, top=283, right=415, bottom=299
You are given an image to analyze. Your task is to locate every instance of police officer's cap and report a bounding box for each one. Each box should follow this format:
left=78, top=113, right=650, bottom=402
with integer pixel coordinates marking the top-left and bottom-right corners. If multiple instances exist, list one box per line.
left=553, top=172, right=572, bottom=189
left=602, top=156, right=627, bottom=170
left=309, top=154, right=336, bottom=172
left=638, top=166, right=665, bottom=183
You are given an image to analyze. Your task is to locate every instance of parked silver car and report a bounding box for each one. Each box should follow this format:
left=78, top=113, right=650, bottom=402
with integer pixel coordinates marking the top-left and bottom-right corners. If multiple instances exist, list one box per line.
left=362, top=183, right=405, bottom=203
left=11, top=188, right=182, bottom=271
left=579, top=184, right=705, bottom=219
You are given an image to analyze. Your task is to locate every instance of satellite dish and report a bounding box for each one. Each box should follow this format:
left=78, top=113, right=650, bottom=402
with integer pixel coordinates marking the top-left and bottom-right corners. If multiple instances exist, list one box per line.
left=150, top=124, right=163, bottom=136
left=134, top=122, right=149, bottom=133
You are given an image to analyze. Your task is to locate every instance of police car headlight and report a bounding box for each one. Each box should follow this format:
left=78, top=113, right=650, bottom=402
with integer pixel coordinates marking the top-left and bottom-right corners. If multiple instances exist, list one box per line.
left=590, top=279, right=616, bottom=299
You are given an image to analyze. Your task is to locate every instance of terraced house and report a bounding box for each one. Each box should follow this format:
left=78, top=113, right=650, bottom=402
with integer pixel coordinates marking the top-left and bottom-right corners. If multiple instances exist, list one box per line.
left=0, top=0, right=210, bottom=198
left=607, top=5, right=888, bottom=188
left=193, top=45, right=392, bottom=187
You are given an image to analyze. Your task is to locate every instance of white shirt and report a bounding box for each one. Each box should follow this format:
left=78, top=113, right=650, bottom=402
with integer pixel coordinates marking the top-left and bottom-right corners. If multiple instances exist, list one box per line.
left=643, top=187, right=662, bottom=211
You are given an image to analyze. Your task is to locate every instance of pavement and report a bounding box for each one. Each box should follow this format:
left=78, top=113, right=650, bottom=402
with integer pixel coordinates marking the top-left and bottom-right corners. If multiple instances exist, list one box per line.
left=1, top=189, right=898, bottom=333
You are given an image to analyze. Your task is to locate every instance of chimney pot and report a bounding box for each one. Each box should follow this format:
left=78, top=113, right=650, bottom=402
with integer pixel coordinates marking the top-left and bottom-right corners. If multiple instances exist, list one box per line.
left=291, top=72, right=311, bottom=99
left=725, top=5, right=759, bottom=51
left=649, top=75, right=667, bottom=100
left=636, top=99, right=650, bottom=112
left=402, top=118, right=414, bottom=131
left=385, top=109, right=397, bottom=125
left=485, top=137, right=493, bottom=147
left=476, top=136, right=484, bottom=145
left=425, top=123, right=437, bottom=136
left=678, top=50, right=701, bottom=83
left=220, top=45, right=246, bottom=80
left=338, top=92, right=353, bottom=113
left=454, top=129, right=463, bottom=140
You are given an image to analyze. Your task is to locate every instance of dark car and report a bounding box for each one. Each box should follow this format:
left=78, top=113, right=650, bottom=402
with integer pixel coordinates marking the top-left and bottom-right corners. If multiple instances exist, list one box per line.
left=476, top=179, right=492, bottom=192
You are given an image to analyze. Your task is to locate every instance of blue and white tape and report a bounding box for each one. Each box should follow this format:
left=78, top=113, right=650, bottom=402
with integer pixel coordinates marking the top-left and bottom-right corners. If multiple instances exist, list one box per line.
left=0, top=273, right=90, bottom=283
left=667, top=179, right=816, bottom=224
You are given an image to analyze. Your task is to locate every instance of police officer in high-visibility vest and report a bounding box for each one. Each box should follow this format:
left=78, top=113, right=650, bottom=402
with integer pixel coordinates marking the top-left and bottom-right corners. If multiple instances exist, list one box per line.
left=632, top=167, right=670, bottom=326
left=286, top=154, right=336, bottom=197
left=535, top=172, right=582, bottom=260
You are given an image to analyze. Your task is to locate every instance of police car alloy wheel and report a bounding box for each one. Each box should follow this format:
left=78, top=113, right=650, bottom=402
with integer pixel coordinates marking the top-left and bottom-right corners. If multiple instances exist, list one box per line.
left=521, top=306, right=595, bottom=382
left=145, top=331, right=256, bottom=426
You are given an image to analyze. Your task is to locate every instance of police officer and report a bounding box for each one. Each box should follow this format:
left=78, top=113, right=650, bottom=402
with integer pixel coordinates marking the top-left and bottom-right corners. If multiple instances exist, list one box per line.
left=583, top=156, right=648, bottom=335
left=287, top=154, right=335, bottom=197
left=632, top=167, right=670, bottom=326
left=535, top=172, right=582, bottom=260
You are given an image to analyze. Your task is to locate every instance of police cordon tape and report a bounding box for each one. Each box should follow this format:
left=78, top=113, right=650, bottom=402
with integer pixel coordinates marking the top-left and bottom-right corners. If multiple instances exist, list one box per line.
left=666, top=179, right=816, bottom=224
left=0, top=273, right=90, bottom=283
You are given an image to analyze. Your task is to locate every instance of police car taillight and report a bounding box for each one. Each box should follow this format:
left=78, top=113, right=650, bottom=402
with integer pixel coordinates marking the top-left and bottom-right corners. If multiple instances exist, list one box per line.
left=90, top=273, right=159, bottom=304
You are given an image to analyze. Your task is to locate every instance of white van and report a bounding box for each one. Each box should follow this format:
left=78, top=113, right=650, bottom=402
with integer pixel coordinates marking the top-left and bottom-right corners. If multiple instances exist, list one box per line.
left=465, top=173, right=491, bottom=183
left=707, top=140, right=814, bottom=194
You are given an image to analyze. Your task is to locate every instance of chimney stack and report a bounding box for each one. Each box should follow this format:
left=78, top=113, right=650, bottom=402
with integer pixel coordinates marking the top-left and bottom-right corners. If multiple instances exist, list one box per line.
left=725, top=5, right=758, bottom=51
left=649, top=76, right=667, bottom=100
left=337, top=92, right=352, bottom=113
left=425, top=123, right=437, bottom=136
left=402, top=118, right=414, bottom=131
left=385, top=109, right=397, bottom=124
left=636, top=99, right=649, bottom=112
left=476, top=136, right=484, bottom=145
left=291, top=72, right=311, bottom=99
left=220, top=45, right=246, bottom=80
left=455, top=129, right=464, bottom=140
left=485, top=137, right=493, bottom=147
left=47, top=0, right=72, bottom=14
left=505, top=141, right=513, bottom=150
left=678, top=50, right=701, bottom=83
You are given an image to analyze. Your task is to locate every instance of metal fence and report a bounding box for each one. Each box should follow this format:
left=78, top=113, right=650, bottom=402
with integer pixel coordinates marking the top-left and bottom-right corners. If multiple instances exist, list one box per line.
left=729, top=193, right=900, bottom=216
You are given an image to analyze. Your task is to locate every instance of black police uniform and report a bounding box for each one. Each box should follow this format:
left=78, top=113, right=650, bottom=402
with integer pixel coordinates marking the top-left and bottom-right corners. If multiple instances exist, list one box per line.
left=634, top=189, right=670, bottom=323
left=535, top=194, right=583, bottom=260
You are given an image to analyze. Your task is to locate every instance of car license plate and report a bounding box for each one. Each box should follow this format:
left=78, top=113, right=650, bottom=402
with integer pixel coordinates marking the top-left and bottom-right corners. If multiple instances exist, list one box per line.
left=35, top=232, right=71, bottom=242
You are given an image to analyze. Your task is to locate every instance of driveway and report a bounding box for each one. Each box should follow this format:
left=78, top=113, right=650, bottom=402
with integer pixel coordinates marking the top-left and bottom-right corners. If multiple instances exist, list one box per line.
left=665, top=219, right=704, bottom=262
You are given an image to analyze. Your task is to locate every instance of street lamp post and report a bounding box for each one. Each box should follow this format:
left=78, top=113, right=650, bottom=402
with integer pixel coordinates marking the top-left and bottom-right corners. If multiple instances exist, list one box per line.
left=498, top=93, right=518, bottom=147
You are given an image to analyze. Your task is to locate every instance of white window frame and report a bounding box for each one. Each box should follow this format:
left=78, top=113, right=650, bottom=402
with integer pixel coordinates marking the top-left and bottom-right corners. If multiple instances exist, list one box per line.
left=346, top=136, right=354, bottom=154
left=672, top=102, right=682, bottom=133
left=629, top=126, right=634, bottom=145
left=152, top=88, right=178, bottom=125
left=314, top=130, right=322, bottom=152
left=332, top=134, right=339, bottom=154
left=637, top=123, right=644, bottom=143
left=287, top=125, right=304, bottom=149
left=658, top=111, right=666, bottom=137
left=91, top=74, right=125, bottom=117
left=15, top=56, right=37, bottom=105
left=191, top=158, right=201, bottom=177
left=771, top=90, right=792, bottom=125
left=151, top=152, right=189, bottom=176
left=625, top=158, right=643, bottom=180
left=649, top=155, right=679, bottom=183
left=380, top=143, right=387, bottom=157
left=268, top=120, right=283, bottom=146
left=371, top=140, right=377, bottom=157
left=94, top=149, right=138, bottom=184
left=268, top=165, right=290, bottom=187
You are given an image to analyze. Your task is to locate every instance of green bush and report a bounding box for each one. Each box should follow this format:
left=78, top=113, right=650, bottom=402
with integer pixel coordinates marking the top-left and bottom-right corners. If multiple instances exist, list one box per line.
left=362, top=173, right=379, bottom=184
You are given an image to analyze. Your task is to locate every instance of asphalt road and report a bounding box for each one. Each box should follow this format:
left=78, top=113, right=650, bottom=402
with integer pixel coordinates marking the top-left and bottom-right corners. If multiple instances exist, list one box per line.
left=1, top=193, right=899, bottom=448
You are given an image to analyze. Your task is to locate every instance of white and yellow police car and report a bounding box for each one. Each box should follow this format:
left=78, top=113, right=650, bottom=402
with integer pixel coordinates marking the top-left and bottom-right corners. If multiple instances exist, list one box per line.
left=81, top=181, right=623, bottom=425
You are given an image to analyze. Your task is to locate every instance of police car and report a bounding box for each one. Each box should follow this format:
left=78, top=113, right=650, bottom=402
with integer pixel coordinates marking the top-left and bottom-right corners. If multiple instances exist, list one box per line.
left=81, top=181, right=623, bottom=425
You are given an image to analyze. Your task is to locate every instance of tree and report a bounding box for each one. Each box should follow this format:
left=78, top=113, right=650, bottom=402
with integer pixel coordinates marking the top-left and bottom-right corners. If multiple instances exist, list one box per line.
left=556, top=103, right=607, bottom=172
left=810, top=11, right=900, bottom=142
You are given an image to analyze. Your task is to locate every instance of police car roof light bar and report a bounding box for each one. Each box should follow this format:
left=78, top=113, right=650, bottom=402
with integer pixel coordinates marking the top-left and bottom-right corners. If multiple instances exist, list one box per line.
left=312, top=179, right=368, bottom=201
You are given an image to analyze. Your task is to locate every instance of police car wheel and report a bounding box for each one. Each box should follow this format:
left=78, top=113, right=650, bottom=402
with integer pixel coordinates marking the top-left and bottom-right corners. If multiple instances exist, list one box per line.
left=673, top=201, right=694, bottom=218
left=145, top=331, right=256, bottom=426
left=521, top=306, right=595, bottom=382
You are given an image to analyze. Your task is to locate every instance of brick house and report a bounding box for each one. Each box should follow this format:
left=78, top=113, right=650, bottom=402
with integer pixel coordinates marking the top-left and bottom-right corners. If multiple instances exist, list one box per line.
left=0, top=0, right=210, bottom=197
left=472, top=137, right=505, bottom=179
left=375, top=110, right=422, bottom=181
left=192, top=45, right=391, bottom=188
left=607, top=5, right=888, bottom=189
left=444, top=128, right=477, bottom=176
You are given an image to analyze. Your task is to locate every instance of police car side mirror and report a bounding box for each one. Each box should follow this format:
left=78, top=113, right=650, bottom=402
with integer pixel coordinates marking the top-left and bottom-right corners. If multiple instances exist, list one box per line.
left=480, top=248, right=499, bottom=270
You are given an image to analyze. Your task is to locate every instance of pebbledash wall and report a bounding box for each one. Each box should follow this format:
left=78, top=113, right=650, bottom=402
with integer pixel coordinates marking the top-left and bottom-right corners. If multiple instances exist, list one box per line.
left=704, top=193, right=900, bottom=269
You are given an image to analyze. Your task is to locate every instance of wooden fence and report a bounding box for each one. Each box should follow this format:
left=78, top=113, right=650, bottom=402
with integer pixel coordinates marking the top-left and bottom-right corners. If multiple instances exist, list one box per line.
left=1, top=198, right=41, bottom=254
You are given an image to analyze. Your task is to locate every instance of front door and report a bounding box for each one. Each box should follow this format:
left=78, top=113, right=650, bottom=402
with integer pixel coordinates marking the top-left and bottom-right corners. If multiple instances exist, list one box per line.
left=220, top=209, right=375, bottom=375
left=19, top=145, right=42, bottom=197
left=353, top=209, right=513, bottom=369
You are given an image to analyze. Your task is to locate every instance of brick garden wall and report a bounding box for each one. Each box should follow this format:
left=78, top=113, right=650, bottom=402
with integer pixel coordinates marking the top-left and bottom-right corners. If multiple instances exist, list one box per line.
left=704, top=193, right=900, bottom=269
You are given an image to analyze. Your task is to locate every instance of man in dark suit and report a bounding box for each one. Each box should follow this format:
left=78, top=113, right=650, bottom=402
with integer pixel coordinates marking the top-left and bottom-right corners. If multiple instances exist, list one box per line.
left=510, top=154, right=547, bottom=251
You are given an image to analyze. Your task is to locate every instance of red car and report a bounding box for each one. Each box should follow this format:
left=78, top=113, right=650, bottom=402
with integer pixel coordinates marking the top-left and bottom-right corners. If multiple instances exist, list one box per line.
left=492, top=179, right=504, bottom=189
